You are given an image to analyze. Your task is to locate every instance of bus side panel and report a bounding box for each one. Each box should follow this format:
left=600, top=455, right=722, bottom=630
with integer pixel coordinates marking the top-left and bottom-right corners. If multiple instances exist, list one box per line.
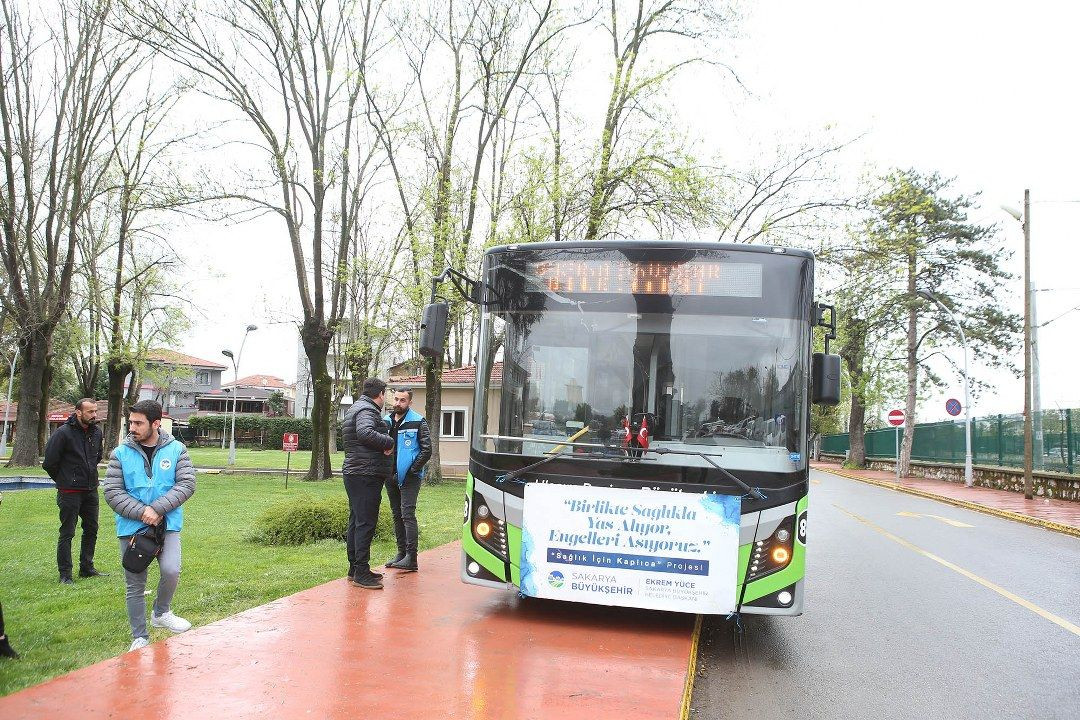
left=741, top=494, right=808, bottom=604
left=462, top=473, right=509, bottom=581
left=508, top=522, right=521, bottom=586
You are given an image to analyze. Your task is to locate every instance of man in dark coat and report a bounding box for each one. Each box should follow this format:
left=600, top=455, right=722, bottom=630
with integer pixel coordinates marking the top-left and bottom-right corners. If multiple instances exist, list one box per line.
left=42, top=398, right=106, bottom=583
left=341, top=378, right=394, bottom=589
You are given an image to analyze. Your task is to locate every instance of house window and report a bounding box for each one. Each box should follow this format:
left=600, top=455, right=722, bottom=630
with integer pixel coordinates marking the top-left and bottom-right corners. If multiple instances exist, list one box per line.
left=195, top=371, right=210, bottom=385
left=441, top=409, right=467, bottom=439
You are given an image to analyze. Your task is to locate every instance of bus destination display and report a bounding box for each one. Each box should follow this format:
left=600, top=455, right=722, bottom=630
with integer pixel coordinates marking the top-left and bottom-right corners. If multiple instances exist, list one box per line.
left=528, top=259, right=763, bottom=297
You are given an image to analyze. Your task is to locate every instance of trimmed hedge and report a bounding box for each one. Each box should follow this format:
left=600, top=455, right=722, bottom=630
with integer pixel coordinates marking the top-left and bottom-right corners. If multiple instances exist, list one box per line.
left=188, top=415, right=314, bottom=450
left=251, top=497, right=392, bottom=546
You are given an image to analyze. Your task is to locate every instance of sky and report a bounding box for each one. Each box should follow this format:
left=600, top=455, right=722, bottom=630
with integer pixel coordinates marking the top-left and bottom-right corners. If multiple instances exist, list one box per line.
left=176, top=0, right=1079, bottom=422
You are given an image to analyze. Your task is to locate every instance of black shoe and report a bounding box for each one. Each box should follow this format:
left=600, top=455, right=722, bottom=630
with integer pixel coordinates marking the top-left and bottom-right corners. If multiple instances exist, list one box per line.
left=390, top=554, right=418, bottom=573
left=0, top=637, right=17, bottom=659
left=349, top=573, right=384, bottom=590
left=79, top=568, right=109, bottom=578
left=59, top=575, right=74, bottom=585
left=385, top=552, right=406, bottom=568
left=350, top=567, right=383, bottom=580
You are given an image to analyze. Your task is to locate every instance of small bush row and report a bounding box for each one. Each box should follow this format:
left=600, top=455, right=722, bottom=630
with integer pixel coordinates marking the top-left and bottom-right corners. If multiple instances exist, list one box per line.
left=252, top=497, right=393, bottom=546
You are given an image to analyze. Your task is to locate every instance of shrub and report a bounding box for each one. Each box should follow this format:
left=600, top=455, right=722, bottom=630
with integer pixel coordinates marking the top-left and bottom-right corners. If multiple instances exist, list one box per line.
left=188, top=415, right=315, bottom=450
left=252, top=497, right=393, bottom=546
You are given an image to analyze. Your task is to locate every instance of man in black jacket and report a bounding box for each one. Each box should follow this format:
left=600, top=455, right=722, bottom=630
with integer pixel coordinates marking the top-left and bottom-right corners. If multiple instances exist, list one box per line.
left=341, top=378, right=394, bottom=589
left=42, top=399, right=106, bottom=583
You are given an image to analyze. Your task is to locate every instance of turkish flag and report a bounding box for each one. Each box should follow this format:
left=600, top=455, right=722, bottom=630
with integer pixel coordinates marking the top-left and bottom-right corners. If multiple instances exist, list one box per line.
left=637, top=417, right=649, bottom=449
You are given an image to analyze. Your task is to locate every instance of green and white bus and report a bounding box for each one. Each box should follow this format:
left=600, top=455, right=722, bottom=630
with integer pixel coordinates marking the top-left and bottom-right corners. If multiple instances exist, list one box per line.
left=421, top=241, right=839, bottom=615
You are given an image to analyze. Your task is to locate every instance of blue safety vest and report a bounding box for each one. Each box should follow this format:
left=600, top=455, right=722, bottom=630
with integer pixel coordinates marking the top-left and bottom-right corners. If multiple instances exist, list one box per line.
left=384, top=408, right=426, bottom=484
left=114, top=440, right=186, bottom=536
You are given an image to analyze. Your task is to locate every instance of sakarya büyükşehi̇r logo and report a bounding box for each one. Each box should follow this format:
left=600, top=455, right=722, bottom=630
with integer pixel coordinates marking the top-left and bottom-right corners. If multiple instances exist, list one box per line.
left=547, top=570, right=565, bottom=588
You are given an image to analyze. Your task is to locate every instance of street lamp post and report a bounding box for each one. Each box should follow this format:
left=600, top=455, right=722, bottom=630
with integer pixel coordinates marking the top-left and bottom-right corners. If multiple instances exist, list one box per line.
left=917, top=290, right=973, bottom=488
left=0, top=353, right=16, bottom=459
left=1002, top=192, right=1033, bottom=499
left=222, top=324, right=258, bottom=467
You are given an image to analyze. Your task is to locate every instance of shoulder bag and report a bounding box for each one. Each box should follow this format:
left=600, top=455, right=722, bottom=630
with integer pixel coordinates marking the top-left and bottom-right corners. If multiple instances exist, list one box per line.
left=122, top=521, right=166, bottom=573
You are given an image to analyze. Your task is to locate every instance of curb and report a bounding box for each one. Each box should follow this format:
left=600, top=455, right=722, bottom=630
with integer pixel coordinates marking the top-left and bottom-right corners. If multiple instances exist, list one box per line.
left=679, top=614, right=703, bottom=720
left=816, top=465, right=1080, bottom=539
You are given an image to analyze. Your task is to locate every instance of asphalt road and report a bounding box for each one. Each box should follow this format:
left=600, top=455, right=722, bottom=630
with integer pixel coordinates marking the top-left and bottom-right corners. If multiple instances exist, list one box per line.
left=692, top=468, right=1080, bottom=720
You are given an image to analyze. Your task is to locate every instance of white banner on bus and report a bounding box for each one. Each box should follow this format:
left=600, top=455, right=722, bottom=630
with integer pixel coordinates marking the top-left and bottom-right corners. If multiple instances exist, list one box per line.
left=520, top=483, right=740, bottom=614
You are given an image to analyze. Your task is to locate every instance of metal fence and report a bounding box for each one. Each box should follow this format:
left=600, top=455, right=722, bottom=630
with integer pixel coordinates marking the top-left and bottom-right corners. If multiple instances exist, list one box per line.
left=821, top=409, right=1078, bottom=475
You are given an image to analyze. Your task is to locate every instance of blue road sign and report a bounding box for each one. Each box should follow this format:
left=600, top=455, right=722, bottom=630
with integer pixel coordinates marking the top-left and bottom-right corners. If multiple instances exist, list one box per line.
left=945, top=398, right=962, bottom=416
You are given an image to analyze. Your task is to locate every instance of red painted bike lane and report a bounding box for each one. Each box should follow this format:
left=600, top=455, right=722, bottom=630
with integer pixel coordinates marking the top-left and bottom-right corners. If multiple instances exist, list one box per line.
left=0, top=542, right=695, bottom=720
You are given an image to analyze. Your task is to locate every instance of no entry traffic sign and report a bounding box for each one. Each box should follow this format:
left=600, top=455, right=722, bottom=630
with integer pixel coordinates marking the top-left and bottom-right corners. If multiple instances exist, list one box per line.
left=945, top=398, right=962, bottom=417
left=887, top=409, right=905, bottom=427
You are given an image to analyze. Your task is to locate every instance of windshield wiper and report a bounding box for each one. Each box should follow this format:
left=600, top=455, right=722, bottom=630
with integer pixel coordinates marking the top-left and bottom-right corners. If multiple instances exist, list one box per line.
left=480, top=433, right=766, bottom=499
left=646, top=447, right=766, bottom=500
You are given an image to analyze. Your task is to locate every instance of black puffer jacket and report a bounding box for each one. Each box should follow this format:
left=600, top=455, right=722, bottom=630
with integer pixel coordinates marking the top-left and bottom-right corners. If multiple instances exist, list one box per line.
left=341, top=395, right=393, bottom=477
left=42, top=414, right=103, bottom=490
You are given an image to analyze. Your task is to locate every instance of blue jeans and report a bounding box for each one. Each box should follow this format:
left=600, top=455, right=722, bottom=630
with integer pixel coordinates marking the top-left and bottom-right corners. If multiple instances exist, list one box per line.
left=344, top=474, right=383, bottom=577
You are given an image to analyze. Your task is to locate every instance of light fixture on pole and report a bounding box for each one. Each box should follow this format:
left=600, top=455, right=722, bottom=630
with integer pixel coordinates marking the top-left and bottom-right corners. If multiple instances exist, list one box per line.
left=1001, top=192, right=1033, bottom=499
left=917, top=290, right=973, bottom=487
left=0, top=352, right=16, bottom=459
left=222, top=324, right=258, bottom=467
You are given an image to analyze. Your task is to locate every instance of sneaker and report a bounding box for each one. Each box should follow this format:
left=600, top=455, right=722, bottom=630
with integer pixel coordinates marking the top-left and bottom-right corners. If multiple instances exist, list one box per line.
left=59, top=575, right=74, bottom=585
left=128, top=637, right=150, bottom=652
left=79, top=567, right=109, bottom=578
left=150, top=611, right=192, bottom=633
left=349, top=573, right=384, bottom=590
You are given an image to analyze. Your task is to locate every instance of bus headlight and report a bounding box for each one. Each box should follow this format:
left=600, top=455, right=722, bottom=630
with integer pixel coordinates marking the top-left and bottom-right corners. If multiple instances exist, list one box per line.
left=747, top=515, right=796, bottom=583
left=471, top=493, right=508, bottom=561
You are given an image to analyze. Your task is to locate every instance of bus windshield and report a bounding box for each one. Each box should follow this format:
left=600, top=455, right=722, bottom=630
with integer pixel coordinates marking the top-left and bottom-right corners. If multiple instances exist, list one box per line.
left=472, top=246, right=812, bottom=473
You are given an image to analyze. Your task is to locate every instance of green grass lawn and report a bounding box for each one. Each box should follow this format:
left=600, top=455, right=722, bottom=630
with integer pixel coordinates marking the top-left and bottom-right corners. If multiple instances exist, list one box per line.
left=0, top=474, right=465, bottom=696
left=0, top=467, right=47, bottom=478
left=1, top=448, right=345, bottom=475
left=184, top=447, right=347, bottom=470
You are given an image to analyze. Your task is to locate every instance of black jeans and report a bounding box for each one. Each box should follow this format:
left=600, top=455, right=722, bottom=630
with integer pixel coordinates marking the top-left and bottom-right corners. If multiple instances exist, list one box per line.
left=344, top=474, right=384, bottom=577
left=57, top=489, right=99, bottom=576
left=385, top=474, right=422, bottom=555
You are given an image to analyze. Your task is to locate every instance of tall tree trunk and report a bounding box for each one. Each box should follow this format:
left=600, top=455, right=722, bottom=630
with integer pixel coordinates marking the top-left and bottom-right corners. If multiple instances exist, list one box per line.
left=424, top=358, right=443, bottom=485
left=105, top=360, right=132, bottom=453
left=9, top=332, right=49, bottom=466
left=900, top=252, right=918, bottom=477
left=38, top=358, right=53, bottom=455
left=125, top=366, right=141, bottom=409
left=842, top=317, right=869, bottom=468
left=302, top=323, right=333, bottom=481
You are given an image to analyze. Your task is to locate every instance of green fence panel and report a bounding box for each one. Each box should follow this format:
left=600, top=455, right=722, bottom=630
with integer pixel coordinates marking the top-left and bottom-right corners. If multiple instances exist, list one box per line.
left=821, top=433, right=849, bottom=454
left=821, top=409, right=1078, bottom=476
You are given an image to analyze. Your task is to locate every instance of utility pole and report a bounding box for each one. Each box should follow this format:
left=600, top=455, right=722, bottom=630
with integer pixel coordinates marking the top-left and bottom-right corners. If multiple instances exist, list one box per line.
left=1022, top=189, right=1033, bottom=499
left=1031, top=282, right=1043, bottom=471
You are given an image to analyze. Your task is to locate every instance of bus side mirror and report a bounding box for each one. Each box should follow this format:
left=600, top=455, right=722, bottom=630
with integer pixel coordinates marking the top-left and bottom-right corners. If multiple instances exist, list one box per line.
left=419, top=302, right=449, bottom=359
left=812, top=353, right=841, bottom=405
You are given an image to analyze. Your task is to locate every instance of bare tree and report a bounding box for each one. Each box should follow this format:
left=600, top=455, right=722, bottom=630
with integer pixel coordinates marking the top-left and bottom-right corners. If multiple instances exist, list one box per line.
left=127, top=0, right=386, bottom=479
left=365, top=0, right=567, bottom=482
left=582, top=0, right=734, bottom=241
left=0, top=0, right=140, bottom=465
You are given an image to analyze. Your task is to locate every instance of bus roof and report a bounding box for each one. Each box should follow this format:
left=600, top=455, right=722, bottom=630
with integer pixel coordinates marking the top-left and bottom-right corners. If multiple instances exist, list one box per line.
left=483, top=240, right=816, bottom=261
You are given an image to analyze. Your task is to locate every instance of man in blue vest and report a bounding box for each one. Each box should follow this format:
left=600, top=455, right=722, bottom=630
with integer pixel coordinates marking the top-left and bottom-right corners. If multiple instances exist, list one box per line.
left=103, top=400, right=196, bottom=652
left=383, top=388, right=431, bottom=573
